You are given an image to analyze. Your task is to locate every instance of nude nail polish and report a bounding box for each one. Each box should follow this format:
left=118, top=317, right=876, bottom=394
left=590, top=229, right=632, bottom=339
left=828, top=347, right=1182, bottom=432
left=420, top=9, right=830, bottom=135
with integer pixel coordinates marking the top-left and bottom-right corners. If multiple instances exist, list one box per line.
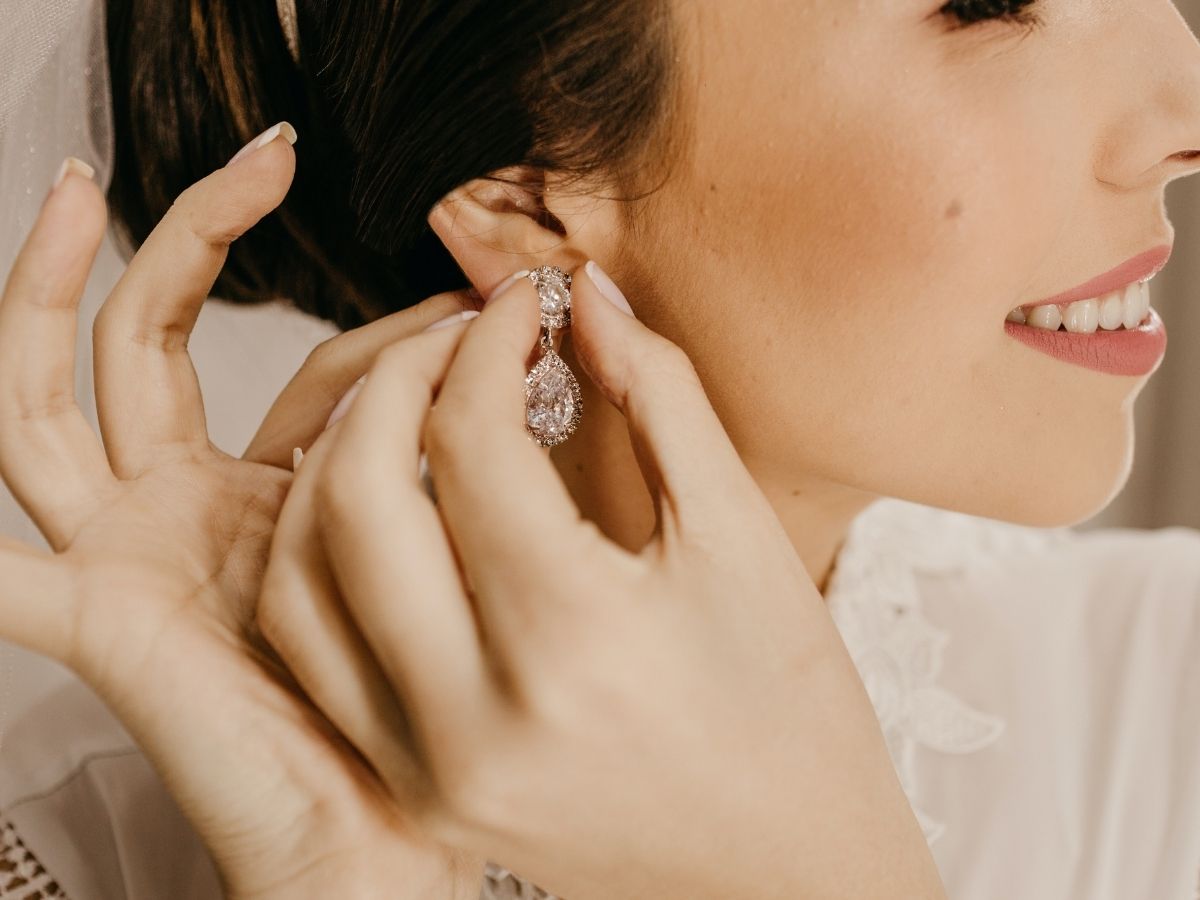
left=586, top=260, right=635, bottom=317
left=53, top=157, right=95, bottom=190
left=227, top=121, right=298, bottom=167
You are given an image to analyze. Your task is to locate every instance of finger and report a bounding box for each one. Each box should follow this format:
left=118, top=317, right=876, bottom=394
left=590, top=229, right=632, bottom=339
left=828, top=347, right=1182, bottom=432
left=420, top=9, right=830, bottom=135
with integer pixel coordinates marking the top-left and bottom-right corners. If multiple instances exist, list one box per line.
left=92, top=123, right=298, bottom=478
left=0, top=161, right=119, bottom=548
left=255, top=426, right=430, bottom=801
left=568, top=262, right=772, bottom=549
left=0, top=537, right=76, bottom=662
left=420, top=274, right=595, bottom=606
left=242, top=288, right=476, bottom=469
left=315, top=319, right=493, bottom=732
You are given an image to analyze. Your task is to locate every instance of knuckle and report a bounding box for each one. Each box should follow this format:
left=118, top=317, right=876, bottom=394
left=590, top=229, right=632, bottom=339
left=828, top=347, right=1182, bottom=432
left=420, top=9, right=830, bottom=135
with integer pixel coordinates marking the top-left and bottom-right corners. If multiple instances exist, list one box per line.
left=624, top=336, right=698, bottom=399
left=421, top=403, right=471, bottom=477
left=298, top=339, right=346, bottom=407
left=302, top=336, right=337, bottom=373
left=170, top=185, right=241, bottom=248
left=651, top=337, right=700, bottom=382
left=372, top=338, right=413, bottom=375
left=312, top=447, right=368, bottom=525
left=90, top=302, right=114, bottom=342
left=1, top=389, right=77, bottom=426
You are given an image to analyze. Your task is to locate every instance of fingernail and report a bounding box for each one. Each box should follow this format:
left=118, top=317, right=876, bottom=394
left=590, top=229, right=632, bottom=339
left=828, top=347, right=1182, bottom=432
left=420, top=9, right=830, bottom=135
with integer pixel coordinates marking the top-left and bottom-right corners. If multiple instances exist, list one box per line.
left=227, top=121, right=299, bottom=167
left=324, top=375, right=366, bottom=430
left=585, top=261, right=634, bottom=317
left=485, top=269, right=532, bottom=304
left=422, top=309, right=480, bottom=332
left=53, top=157, right=95, bottom=191
left=292, top=447, right=304, bottom=471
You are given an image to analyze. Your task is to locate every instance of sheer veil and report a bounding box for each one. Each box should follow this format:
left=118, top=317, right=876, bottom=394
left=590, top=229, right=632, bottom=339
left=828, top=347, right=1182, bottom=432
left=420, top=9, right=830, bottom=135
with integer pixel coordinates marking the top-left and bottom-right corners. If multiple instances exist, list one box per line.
left=0, top=0, right=114, bottom=275
left=0, top=0, right=130, bottom=734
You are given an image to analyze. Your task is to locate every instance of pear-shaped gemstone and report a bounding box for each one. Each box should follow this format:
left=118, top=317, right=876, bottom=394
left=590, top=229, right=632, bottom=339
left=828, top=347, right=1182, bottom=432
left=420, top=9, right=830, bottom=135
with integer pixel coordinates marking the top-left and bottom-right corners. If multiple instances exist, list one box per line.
left=525, top=350, right=582, bottom=446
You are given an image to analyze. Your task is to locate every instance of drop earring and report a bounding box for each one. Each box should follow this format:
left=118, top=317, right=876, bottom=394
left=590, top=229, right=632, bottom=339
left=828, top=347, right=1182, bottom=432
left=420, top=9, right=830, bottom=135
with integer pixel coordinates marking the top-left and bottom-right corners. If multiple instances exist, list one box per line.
left=524, top=265, right=583, bottom=447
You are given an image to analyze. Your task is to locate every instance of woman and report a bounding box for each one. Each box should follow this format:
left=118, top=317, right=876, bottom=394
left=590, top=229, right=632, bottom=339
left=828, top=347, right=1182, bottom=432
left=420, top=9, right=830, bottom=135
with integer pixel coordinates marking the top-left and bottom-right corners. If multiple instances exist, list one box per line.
left=0, top=0, right=1198, bottom=897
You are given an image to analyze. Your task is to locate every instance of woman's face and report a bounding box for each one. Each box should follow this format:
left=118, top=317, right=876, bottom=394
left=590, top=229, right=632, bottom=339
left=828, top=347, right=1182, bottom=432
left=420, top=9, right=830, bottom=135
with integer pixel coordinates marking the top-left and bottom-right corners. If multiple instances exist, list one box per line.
left=624, top=0, right=1200, bottom=527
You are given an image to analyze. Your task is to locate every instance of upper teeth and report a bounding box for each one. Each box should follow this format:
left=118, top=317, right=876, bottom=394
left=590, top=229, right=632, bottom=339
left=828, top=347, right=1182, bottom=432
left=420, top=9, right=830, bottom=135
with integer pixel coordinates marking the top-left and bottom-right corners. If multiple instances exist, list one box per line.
left=1007, top=280, right=1151, bottom=332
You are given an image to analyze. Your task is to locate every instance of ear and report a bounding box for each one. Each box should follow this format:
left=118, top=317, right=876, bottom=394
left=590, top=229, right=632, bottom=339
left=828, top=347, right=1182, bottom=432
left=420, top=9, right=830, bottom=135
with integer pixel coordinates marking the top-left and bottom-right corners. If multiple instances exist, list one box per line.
left=427, top=165, right=622, bottom=300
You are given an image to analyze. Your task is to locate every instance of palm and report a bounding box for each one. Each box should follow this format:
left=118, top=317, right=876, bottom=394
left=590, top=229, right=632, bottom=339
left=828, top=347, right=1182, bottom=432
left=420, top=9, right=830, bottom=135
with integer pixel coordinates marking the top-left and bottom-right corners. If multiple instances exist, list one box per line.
left=66, top=454, right=476, bottom=893
left=0, top=152, right=485, bottom=897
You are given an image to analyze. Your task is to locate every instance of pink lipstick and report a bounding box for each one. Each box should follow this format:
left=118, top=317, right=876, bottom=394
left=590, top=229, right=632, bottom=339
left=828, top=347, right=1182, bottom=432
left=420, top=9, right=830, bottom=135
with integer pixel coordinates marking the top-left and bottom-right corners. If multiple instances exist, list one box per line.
left=1004, top=244, right=1171, bottom=377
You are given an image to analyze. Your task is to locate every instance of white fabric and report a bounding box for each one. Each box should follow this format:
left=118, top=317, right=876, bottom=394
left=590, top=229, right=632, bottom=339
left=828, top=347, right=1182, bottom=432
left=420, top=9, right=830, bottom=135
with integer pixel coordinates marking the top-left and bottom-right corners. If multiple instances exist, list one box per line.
left=0, top=496, right=1197, bottom=899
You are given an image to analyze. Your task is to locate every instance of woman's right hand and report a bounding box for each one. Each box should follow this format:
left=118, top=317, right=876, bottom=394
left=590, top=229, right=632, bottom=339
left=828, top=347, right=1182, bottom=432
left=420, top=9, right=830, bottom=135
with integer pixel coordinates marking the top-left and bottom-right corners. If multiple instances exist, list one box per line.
left=0, top=131, right=487, bottom=899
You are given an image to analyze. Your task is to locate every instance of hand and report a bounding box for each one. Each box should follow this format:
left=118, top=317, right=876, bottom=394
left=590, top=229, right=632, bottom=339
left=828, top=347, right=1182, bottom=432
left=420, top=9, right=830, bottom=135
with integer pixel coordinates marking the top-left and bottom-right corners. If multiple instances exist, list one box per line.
left=0, top=140, right=491, bottom=899
left=257, top=262, right=950, bottom=900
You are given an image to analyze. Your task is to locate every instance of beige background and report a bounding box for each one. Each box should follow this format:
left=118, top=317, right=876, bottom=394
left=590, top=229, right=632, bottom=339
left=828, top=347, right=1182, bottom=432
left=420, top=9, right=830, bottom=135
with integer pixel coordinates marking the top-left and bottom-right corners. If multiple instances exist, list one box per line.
left=1087, top=0, right=1200, bottom=531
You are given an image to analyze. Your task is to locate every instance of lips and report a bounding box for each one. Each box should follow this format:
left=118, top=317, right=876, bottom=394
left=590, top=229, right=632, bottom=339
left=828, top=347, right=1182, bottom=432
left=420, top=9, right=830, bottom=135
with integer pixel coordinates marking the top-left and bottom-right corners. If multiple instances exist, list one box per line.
left=1002, top=243, right=1172, bottom=376
left=1015, top=244, right=1173, bottom=312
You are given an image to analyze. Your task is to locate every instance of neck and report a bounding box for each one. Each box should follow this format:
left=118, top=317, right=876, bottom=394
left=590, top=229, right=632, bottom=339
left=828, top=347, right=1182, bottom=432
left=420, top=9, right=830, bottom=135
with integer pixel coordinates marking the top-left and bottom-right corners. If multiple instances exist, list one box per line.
left=551, top=337, right=878, bottom=598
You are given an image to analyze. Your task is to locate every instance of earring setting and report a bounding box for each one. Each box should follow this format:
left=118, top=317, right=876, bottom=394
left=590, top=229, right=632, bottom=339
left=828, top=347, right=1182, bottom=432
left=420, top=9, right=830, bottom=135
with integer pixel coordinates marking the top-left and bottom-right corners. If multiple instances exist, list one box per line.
left=524, top=265, right=583, bottom=447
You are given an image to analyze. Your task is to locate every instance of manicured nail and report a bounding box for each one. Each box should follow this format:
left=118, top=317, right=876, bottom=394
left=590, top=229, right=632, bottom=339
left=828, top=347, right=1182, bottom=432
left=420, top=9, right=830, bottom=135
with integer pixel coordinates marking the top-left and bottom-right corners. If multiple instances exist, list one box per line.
left=324, top=375, right=366, bottom=430
left=485, top=269, right=532, bottom=304
left=423, top=309, right=480, bottom=332
left=586, top=260, right=634, bottom=317
left=292, top=447, right=304, bottom=471
left=227, top=121, right=298, bottom=167
left=53, top=157, right=95, bottom=191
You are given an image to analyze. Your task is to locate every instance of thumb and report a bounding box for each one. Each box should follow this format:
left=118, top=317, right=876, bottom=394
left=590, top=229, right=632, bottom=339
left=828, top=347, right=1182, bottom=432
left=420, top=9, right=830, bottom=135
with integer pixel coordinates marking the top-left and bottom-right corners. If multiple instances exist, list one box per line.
left=569, top=260, right=765, bottom=542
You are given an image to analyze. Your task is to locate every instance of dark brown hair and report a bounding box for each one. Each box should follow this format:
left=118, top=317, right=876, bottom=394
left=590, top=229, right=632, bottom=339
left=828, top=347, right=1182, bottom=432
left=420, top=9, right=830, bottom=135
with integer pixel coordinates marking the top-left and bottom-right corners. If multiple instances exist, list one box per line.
left=104, top=0, right=679, bottom=331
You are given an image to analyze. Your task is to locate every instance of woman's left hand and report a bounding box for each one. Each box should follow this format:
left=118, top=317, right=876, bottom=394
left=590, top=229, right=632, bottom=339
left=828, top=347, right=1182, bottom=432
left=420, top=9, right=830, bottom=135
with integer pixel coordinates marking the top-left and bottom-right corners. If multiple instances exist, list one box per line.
left=257, top=264, right=948, bottom=900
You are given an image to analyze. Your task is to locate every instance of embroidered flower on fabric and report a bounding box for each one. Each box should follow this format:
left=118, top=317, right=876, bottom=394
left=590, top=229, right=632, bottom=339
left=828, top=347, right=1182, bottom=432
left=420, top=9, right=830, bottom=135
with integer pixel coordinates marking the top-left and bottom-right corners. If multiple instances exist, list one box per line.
left=825, top=497, right=1069, bottom=846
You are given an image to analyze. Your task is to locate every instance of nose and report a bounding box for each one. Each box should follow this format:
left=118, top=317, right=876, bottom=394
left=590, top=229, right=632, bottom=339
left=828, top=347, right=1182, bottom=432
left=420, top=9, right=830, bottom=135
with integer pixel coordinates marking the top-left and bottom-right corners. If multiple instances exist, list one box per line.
left=1095, top=0, right=1200, bottom=191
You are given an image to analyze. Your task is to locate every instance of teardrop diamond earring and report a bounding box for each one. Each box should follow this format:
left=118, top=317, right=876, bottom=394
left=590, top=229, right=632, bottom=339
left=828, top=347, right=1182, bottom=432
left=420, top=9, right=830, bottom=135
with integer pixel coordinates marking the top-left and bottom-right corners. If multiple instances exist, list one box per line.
left=524, top=265, right=583, bottom=447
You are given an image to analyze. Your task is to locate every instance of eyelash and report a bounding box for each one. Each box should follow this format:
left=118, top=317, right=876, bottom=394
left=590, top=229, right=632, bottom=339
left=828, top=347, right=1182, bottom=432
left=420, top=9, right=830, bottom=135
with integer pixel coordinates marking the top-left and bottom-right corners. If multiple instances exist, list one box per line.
left=939, top=0, right=1044, bottom=29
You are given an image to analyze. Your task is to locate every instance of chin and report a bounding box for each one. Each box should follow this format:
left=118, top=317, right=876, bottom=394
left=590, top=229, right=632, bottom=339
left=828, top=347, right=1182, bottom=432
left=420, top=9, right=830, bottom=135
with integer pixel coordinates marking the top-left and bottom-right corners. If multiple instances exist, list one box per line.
left=966, top=421, right=1137, bottom=529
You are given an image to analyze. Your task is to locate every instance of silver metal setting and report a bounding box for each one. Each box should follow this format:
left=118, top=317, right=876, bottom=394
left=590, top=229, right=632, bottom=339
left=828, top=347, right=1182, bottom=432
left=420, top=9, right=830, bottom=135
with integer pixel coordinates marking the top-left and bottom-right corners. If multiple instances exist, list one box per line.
left=523, top=266, right=582, bottom=447
left=529, top=265, right=573, bottom=330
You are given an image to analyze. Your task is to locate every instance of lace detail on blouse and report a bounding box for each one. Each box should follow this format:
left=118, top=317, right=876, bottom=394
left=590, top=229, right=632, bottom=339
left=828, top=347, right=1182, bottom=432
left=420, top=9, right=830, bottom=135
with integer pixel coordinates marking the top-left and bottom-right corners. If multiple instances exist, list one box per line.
left=823, top=497, right=1071, bottom=847
left=0, top=818, right=68, bottom=898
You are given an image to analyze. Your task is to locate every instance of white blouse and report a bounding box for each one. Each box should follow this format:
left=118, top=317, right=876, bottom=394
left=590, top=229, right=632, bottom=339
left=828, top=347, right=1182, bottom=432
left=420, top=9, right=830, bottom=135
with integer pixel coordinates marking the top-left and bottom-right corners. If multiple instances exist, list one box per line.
left=0, top=495, right=1197, bottom=900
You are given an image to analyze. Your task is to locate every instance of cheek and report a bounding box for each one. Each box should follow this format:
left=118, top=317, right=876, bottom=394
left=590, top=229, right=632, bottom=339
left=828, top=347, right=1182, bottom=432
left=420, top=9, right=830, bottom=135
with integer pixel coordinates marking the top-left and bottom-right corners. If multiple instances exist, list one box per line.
left=662, top=79, right=1137, bottom=525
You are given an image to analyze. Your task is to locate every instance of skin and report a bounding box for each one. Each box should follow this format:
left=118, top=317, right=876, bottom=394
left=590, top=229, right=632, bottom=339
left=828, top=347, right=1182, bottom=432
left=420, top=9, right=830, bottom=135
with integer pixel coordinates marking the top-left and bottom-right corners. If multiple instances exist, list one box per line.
left=0, top=141, right=491, bottom=899
left=441, top=0, right=1200, bottom=595
left=5, top=0, right=1200, bottom=896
